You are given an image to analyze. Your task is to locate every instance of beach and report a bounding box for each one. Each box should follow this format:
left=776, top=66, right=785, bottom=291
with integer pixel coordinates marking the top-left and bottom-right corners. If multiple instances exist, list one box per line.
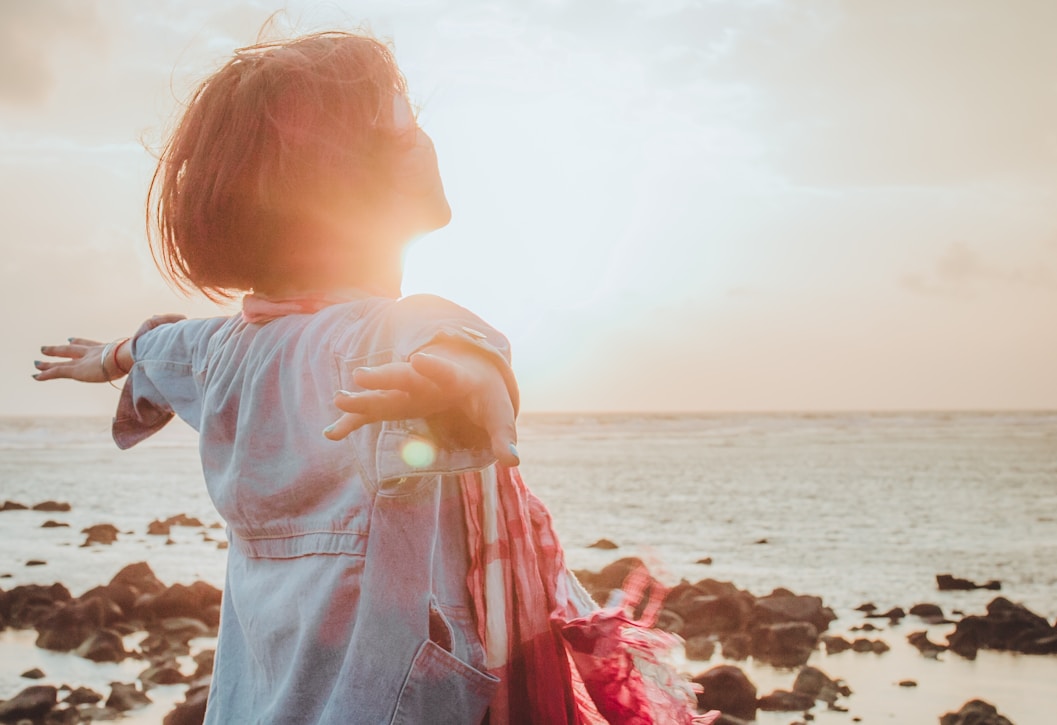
left=1, top=412, right=1054, bottom=723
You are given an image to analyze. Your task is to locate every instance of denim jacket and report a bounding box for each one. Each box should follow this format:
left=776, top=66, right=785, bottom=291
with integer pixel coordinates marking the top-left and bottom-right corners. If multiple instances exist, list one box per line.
left=113, top=294, right=513, bottom=724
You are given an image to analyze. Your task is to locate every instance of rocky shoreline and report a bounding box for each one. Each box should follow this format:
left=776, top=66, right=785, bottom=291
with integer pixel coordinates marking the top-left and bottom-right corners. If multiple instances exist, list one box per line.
left=1, top=502, right=1053, bottom=724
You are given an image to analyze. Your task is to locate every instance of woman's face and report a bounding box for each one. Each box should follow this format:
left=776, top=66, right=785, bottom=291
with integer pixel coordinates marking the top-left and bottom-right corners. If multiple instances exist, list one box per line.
left=392, top=94, right=451, bottom=234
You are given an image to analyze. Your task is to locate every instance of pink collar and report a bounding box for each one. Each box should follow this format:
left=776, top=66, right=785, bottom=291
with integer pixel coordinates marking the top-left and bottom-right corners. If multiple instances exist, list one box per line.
left=241, top=289, right=375, bottom=324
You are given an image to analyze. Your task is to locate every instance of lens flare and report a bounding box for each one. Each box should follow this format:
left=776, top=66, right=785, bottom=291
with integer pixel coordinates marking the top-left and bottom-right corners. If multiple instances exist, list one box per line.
left=401, top=438, right=436, bottom=468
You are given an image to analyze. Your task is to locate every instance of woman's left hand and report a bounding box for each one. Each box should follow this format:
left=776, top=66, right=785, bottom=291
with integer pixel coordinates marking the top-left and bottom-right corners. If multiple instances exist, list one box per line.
left=325, top=348, right=520, bottom=467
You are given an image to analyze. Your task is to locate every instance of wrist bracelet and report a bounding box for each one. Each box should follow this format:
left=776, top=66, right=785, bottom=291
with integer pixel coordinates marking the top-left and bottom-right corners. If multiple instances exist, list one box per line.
left=100, top=339, right=126, bottom=390
left=112, top=337, right=132, bottom=375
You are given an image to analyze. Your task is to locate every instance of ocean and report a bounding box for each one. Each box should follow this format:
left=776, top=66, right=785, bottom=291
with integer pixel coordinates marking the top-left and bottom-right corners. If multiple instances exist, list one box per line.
left=1, top=411, right=1055, bottom=723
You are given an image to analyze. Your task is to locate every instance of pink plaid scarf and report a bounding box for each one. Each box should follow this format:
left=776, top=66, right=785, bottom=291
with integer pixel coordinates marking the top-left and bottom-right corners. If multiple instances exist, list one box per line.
left=460, top=465, right=720, bottom=724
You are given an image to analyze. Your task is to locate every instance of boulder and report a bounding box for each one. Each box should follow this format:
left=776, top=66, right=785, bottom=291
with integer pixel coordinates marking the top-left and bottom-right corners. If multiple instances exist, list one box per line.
left=947, top=597, right=1057, bottom=658
left=62, top=687, right=103, bottom=706
left=792, top=665, right=850, bottom=706
left=36, top=596, right=124, bottom=652
left=75, top=629, right=128, bottom=662
left=0, top=685, right=58, bottom=721
left=2, top=583, right=72, bottom=628
left=81, top=523, right=120, bottom=546
left=163, top=682, right=209, bottom=725
left=136, top=582, right=222, bottom=627
left=757, top=689, right=814, bottom=712
left=106, top=682, right=151, bottom=712
left=692, top=664, right=757, bottom=721
left=0, top=500, right=29, bottom=511
left=939, top=699, right=1014, bottom=725
left=20, top=667, right=45, bottom=679
left=753, top=591, right=836, bottom=633
left=683, top=635, right=716, bottom=661
left=752, top=621, right=819, bottom=667
left=909, top=602, right=947, bottom=622
left=587, top=538, right=618, bottom=550
left=907, top=630, right=947, bottom=657
left=666, top=591, right=753, bottom=638
left=937, top=574, right=1001, bottom=591
left=820, top=634, right=852, bottom=654
left=40, top=520, right=69, bottom=529
left=32, top=501, right=71, bottom=512
left=139, top=660, right=190, bottom=688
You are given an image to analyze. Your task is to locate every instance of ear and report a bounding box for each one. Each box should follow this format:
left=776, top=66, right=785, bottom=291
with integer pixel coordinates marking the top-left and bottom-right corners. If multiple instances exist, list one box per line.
left=392, top=93, right=416, bottom=131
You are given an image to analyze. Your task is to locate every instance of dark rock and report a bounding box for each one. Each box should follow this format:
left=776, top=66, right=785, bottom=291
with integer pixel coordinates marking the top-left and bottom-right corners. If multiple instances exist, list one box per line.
left=587, top=538, right=618, bottom=550
left=36, top=596, right=124, bottom=652
left=821, top=634, right=852, bottom=654
left=908, top=602, right=947, bottom=622
left=898, top=679, right=917, bottom=687
left=63, top=686, right=103, bottom=705
left=75, top=629, right=128, bottom=662
left=573, top=557, right=646, bottom=603
left=792, top=666, right=850, bottom=705
left=106, top=682, right=151, bottom=711
left=753, top=538, right=768, bottom=544
left=163, top=683, right=209, bottom=725
left=947, top=597, right=1057, bottom=658
left=720, top=632, right=751, bottom=661
left=757, top=688, right=815, bottom=711
left=41, top=520, right=69, bottom=529
left=850, top=637, right=887, bottom=653
left=139, top=660, right=190, bottom=688
left=1, top=500, right=29, bottom=511
left=136, top=582, right=222, bottom=627
left=939, top=699, right=1014, bottom=725
left=26, top=560, right=47, bottom=567
left=32, top=501, right=71, bottom=512
left=666, top=590, right=753, bottom=638
left=693, top=664, right=757, bottom=721
left=753, top=591, right=836, bottom=633
left=81, top=523, right=120, bottom=546
left=3, top=583, right=72, bottom=628
left=148, top=520, right=172, bottom=536
left=713, top=716, right=750, bottom=725
left=752, top=621, right=819, bottom=667
left=696, top=557, right=713, bottom=565
left=0, top=685, right=58, bottom=721
left=851, top=622, right=881, bottom=632
left=907, top=630, right=947, bottom=657
left=20, top=667, right=46, bottom=679
left=192, top=649, right=215, bottom=679
left=937, top=574, right=1001, bottom=591
left=72, top=704, right=123, bottom=722
left=865, top=607, right=905, bottom=621
left=854, top=602, right=877, bottom=613
left=683, top=635, right=716, bottom=661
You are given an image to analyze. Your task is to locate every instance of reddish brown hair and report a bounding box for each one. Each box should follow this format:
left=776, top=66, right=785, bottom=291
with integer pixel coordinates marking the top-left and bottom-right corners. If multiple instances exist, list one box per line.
left=148, top=32, right=411, bottom=299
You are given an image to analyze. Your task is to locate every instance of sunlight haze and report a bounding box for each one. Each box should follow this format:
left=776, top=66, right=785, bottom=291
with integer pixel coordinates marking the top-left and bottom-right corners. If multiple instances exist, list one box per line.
left=3, top=0, right=1055, bottom=415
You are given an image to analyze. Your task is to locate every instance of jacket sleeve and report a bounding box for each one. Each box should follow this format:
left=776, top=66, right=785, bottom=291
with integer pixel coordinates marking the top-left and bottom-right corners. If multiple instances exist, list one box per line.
left=112, top=315, right=229, bottom=449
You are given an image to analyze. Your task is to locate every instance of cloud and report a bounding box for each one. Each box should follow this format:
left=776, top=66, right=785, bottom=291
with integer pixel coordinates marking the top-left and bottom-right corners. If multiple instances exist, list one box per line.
left=708, top=0, right=1057, bottom=186
left=901, top=240, right=1056, bottom=296
left=0, top=0, right=105, bottom=106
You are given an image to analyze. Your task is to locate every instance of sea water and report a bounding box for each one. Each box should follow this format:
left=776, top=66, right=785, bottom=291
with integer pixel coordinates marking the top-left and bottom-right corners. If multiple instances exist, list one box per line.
left=1, top=412, right=1055, bottom=723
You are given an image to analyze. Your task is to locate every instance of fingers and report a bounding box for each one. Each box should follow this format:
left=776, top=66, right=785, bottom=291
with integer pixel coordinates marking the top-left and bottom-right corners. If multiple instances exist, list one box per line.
left=352, top=362, right=423, bottom=392
left=323, top=412, right=370, bottom=441
left=333, top=389, right=427, bottom=421
left=409, top=352, right=466, bottom=389
left=480, top=396, right=519, bottom=467
left=40, top=343, right=91, bottom=360
left=32, top=360, right=73, bottom=381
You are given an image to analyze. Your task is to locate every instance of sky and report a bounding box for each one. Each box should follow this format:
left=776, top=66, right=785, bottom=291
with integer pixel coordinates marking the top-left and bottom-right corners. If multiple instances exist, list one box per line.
left=3, top=0, right=1055, bottom=415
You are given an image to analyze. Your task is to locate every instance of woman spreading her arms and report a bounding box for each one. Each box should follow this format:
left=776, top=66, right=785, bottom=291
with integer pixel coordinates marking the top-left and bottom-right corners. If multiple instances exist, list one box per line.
left=34, top=31, right=711, bottom=724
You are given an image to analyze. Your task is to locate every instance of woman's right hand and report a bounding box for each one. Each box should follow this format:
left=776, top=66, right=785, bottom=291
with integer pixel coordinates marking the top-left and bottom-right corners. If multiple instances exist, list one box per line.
left=34, top=337, right=115, bottom=383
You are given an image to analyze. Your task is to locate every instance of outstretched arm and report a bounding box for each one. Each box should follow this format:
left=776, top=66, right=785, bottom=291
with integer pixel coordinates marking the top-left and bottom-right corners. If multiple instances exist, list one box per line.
left=34, top=314, right=185, bottom=384
left=325, top=344, right=520, bottom=467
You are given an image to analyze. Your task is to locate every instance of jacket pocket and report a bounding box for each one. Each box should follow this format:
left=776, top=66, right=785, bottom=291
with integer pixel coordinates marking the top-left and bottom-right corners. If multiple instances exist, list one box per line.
left=391, top=639, right=499, bottom=725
